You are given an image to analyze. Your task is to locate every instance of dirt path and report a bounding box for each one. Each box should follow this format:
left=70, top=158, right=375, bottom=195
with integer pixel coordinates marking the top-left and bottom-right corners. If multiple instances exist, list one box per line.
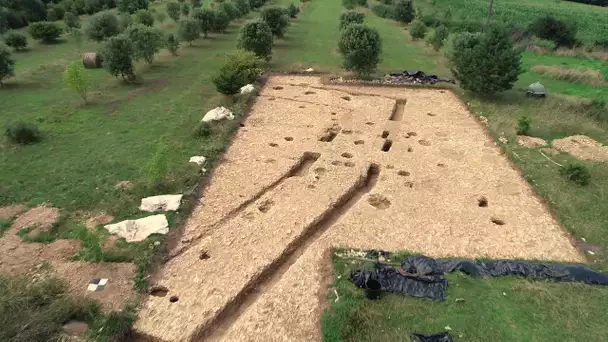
left=133, top=76, right=582, bottom=341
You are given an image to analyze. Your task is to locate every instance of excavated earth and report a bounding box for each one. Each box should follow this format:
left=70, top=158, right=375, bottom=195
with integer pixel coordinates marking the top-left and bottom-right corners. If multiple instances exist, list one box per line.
left=134, top=76, right=583, bottom=341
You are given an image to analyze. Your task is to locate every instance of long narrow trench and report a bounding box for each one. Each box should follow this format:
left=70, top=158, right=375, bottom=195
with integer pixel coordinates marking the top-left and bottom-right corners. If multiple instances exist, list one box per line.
left=200, top=164, right=380, bottom=341
left=390, top=100, right=406, bottom=121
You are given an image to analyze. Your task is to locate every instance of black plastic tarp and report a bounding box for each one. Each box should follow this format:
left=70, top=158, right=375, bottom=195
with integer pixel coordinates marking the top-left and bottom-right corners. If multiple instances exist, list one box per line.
left=410, top=332, right=454, bottom=342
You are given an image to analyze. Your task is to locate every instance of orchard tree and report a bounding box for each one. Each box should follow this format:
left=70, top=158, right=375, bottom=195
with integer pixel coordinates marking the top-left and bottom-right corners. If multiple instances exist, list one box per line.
left=393, top=0, right=414, bottom=23
left=261, top=7, right=288, bottom=37
left=125, top=24, right=163, bottom=64
left=193, top=8, right=215, bottom=37
left=133, top=9, right=154, bottom=26
left=86, top=11, right=120, bottom=41
left=166, top=33, right=179, bottom=55
left=408, top=19, right=426, bottom=40
left=62, top=61, right=92, bottom=104
left=212, top=10, right=230, bottom=33
left=0, top=44, right=15, bottom=86
left=155, top=11, right=167, bottom=25
left=219, top=2, right=238, bottom=20
left=64, top=12, right=81, bottom=31
left=234, top=0, right=251, bottom=17
left=100, top=34, right=135, bottom=81
left=181, top=3, right=191, bottom=16
left=117, top=0, right=148, bottom=14
left=339, top=11, right=364, bottom=30
left=4, top=32, right=28, bottom=51
left=28, top=22, right=63, bottom=43
left=167, top=2, right=181, bottom=22
left=237, top=20, right=273, bottom=60
left=338, top=24, right=381, bottom=76
left=178, top=18, right=199, bottom=45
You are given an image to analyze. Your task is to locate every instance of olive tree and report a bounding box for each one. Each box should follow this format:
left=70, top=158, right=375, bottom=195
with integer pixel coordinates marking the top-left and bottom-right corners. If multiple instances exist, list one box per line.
left=125, top=24, right=164, bottom=64
left=260, top=7, right=288, bottom=37
left=64, top=12, right=81, bottom=31
left=167, top=2, right=181, bottom=22
left=338, top=24, right=381, bottom=76
left=62, top=61, right=92, bottom=103
left=237, top=20, right=273, bottom=60
left=28, top=22, right=63, bottom=43
left=178, top=18, right=199, bottom=45
left=117, top=0, right=148, bottom=14
left=133, top=9, right=154, bottom=26
left=100, top=34, right=135, bottom=81
left=0, top=44, right=15, bottom=86
left=86, top=11, right=120, bottom=42
left=4, top=32, right=28, bottom=51
left=193, top=8, right=215, bottom=38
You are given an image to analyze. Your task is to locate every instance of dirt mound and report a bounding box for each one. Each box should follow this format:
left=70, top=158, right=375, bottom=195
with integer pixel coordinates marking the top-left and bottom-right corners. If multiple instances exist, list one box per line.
left=84, top=211, right=114, bottom=229
left=516, top=135, right=547, bottom=148
left=0, top=204, right=27, bottom=220
left=12, top=205, right=60, bottom=233
left=552, top=135, right=608, bottom=161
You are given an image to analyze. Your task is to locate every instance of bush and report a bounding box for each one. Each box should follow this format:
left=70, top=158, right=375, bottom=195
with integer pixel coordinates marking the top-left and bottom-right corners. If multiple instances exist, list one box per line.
left=100, top=34, right=135, bottom=81
left=212, top=10, right=230, bottom=33
left=5, top=122, right=41, bottom=144
left=166, top=33, right=180, bottom=55
left=342, top=0, right=367, bottom=9
left=219, top=2, right=238, bottom=20
left=4, top=32, right=27, bottom=51
left=178, top=18, right=199, bottom=44
left=86, top=11, right=119, bottom=41
left=560, top=163, right=590, bottom=186
left=64, top=12, right=81, bottom=31
left=449, top=20, right=484, bottom=33
left=426, top=24, right=448, bottom=50
left=167, top=2, right=181, bottom=22
left=212, top=50, right=263, bottom=95
left=0, top=44, right=15, bottom=85
left=516, top=116, right=530, bottom=135
left=117, top=0, right=148, bottom=14
left=193, top=8, right=215, bottom=37
left=133, top=9, right=154, bottom=26
left=191, top=0, right=202, bottom=8
left=287, top=3, right=299, bottom=18
left=47, top=8, right=59, bottom=22
left=237, top=20, right=273, bottom=60
left=339, top=11, right=364, bottom=30
left=235, top=0, right=251, bottom=16
left=28, top=22, right=63, bottom=43
left=261, top=7, right=288, bottom=38
left=371, top=4, right=393, bottom=18
left=118, top=13, right=132, bottom=31
left=393, top=0, right=414, bottom=23
left=420, top=13, right=441, bottom=27
left=62, top=61, right=92, bottom=103
left=125, top=24, right=163, bottom=63
left=193, top=122, right=212, bottom=138
left=338, top=24, right=381, bottom=76
left=249, top=0, right=265, bottom=9
left=155, top=11, right=167, bottom=24
left=530, top=36, right=557, bottom=50
left=450, top=26, right=522, bottom=94
left=182, top=3, right=191, bottom=16
left=408, top=19, right=426, bottom=40
left=444, top=31, right=480, bottom=60
left=529, top=15, right=577, bottom=48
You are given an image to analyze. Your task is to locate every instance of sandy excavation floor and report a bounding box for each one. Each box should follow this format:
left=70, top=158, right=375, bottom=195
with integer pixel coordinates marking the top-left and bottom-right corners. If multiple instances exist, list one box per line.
left=134, top=76, right=583, bottom=341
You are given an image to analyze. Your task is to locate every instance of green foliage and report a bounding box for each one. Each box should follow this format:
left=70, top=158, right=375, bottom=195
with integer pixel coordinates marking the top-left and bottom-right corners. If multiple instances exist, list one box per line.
left=516, top=116, right=531, bottom=135
left=4, top=32, right=27, bottom=51
left=63, top=12, right=81, bottom=31
left=155, top=10, right=167, bottom=24
left=339, top=11, right=364, bottom=30
left=0, top=7, right=9, bottom=35
left=86, top=11, right=119, bottom=42
left=28, top=22, right=63, bottom=43
left=342, top=0, right=367, bottom=10
left=393, top=0, right=414, bottom=23
left=287, top=3, right=299, bottom=19
left=5, top=122, right=41, bottom=144
left=193, top=122, right=212, bottom=137
left=84, top=0, right=103, bottom=15
left=141, top=140, right=169, bottom=188
left=0, top=44, right=15, bottom=85
left=181, top=3, right=191, bottom=16
left=234, top=0, right=251, bottom=17
left=249, top=0, right=265, bottom=10
left=117, top=0, right=148, bottom=14
left=560, top=163, right=590, bottom=186
left=124, top=24, right=163, bottom=64
left=118, top=13, right=132, bottom=31
left=530, top=15, right=578, bottom=48
left=261, top=7, right=289, bottom=38
left=408, top=19, right=426, bottom=40
left=166, top=2, right=181, bottom=22
left=444, top=31, right=480, bottom=60
left=132, top=9, right=154, bottom=26
left=530, top=36, right=557, bottom=50
left=237, top=20, right=273, bottom=60
left=47, top=8, right=59, bottom=22
left=100, top=34, right=135, bottom=81
left=212, top=50, right=263, bottom=95
left=338, top=24, right=381, bottom=76
left=219, top=2, right=238, bottom=20
left=371, top=4, right=394, bottom=19
left=178, top=18, right=199, bottom=44
left=62, top=61, right=92, bottom=103
left=212, top=10, right=230, bottom=33
left=193, top=8, right=215, bottom=37
left=426, top=24, right=448, bottom=51
left=450, top=26, right=522, bottom=94
left=190, top=0, right=203, bottom=8
left=166, top=33, right=180, bottom=55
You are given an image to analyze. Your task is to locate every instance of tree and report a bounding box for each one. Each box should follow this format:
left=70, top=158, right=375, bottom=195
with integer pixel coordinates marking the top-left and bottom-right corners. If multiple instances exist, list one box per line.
left=0, top=7, right=10, bottom=35
left=219, top=2, right=238, bottom=20
left=249, top=0, right=264, bottom=9
left=212, top=50, right=263, bottom=95
left=393, top=0, right=414, bottom=23
left=86, top=11, right=119, bottom=41
left=118, top=13, right=132, bottom=31
left=190, top=0, right=202, bottom=8
left=0, top=44, right=15, bottom=85
left=212, top=10, right=230, bottom=33
left=100, top=34, right=135, bottom=81
left=4, top=32, right=27, bottom=51
left=167, top=2, right=181, bottom=22
left=178, top=18, right=199, bottom=45
left=408, top=18, right=425, bottom=39
left=125, top=24, right=163, bottom=63
left=155, top=11, right=167, bottom=25
left=287, top=3, right=299, bottom=18
left=427, top=24, right=448, bottom=50
left=62, top=61, right=92, bottom=103
left=64, top=12, right=81, bottom=31
left=29, top=22, right=63, bottom=43
left=193, top=9, right=215, bottom=37
left=338, top=24, right=381, bottom=76
left=234, top=0, right=250, bottom=17
left=117, top=0, right=148, bottom=14
left=181, top=3, right=190, bottom=16
left=84, top=0, right=103, bottom=15
left=261, top=7, right=288, bottom=38
left=450, top=26, right=522, bottom=94
left=47, top=8, right=59, bottom=21
left=339, top=11, right=364, bottom=30
left=237, top=20, right=273, bottom=60
left=166, top=33, right=179, bottom=55
left=133, top=9, right=154, bottom=26
left=530, top=15, right=577, bottom=47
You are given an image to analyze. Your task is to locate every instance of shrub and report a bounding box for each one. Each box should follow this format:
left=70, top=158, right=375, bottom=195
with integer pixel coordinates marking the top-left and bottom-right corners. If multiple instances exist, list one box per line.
left=587, top=98, right=607, bottom=122
left=193, top=9, right=215, bottom=37
left=125, top=24, right=163, bottom=63
left=117, top=0, right=148, bottom=14
left=516, top=116, right=530, bottom=135
left=371, top=4, right=393, bottom=18
left=529, top=15, right=577, bottom=48
left=530, top=36, right=557, bottom=50
left=178, top=18, right=199, bottom=45
left=339, top=11, right=364, bottom=30
left=342, top=0, right=366, bottom=10
left=5, top=122, right=41, bottom=144
left=0, top=44, right=15, bottom=85
left=191, top=0, right=202, bottom=8
left=449, top=20, right=483, bottom=33
left=100, top=34, right=135, bottom=81
left=64, top=12, right=81, bottom=31
left=560, top=163, right=590, bottom=186
left=132, top=9, right=154, bottom=26
left=338, top=24, right=381, bottom=76
left=444, top=31, right=480, bottom=60
left=287, top=3, right=299, bottom=18
left=408, top=19, right=426, bottom=40
left=155, top=11, right=167, bottom=25
left=49, top=4, right=66, bottom=20
left=450, top=26, right=522, bottom=94
left=167, top=2, right=181, bottom=22
left=166, top=33, right=180, bottom=55
left=219, top=2, right=238, bottom=20
left=212, top=10, right=230, bottom=33
left=47, top=8, right=59, bottom=22
left=182, top=3, right=191, bottom=16
left=235, top=0, right=251, bottom=16
left=193, top=122, right=212, bottom=138
left=237, top=20, right=273, bottom=60
left=62, top=61, right=92, bottom=103
left=261, top=7, right=288, bottom=38
left=393, top=0, right=414, bottom=23
left=86, top=11, right=119, bottom=41
left=212, top=50, right=263, bottom=95
left=249, top=0, right=264, bottom=9
left=28, top=22, right=63, bottom=43
left=4, top=32, right=27, bottom=51
left=426, top=24, right=448, bottom=50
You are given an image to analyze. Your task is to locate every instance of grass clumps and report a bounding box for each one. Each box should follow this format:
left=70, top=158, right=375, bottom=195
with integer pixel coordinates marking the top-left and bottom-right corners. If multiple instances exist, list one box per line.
left=5, top=122, right=41, bottom=145
left=560, top=163, right=590, bottom=186
left=517, top=116, right=531, bottom=135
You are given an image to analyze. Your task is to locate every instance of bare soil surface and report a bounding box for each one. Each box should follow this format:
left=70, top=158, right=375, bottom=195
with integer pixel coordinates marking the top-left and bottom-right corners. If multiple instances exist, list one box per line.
left=0, top=204, right=27, bottom=220
left=134, top=76, right=583, bottom=341
left=552, top=135, right=608, bottom=161
left=516, top=135, right=547, bottom=148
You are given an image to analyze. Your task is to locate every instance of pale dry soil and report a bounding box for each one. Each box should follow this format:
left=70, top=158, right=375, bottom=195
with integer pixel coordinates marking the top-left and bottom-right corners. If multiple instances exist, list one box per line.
left=134, top=76, right=583, bottom=341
